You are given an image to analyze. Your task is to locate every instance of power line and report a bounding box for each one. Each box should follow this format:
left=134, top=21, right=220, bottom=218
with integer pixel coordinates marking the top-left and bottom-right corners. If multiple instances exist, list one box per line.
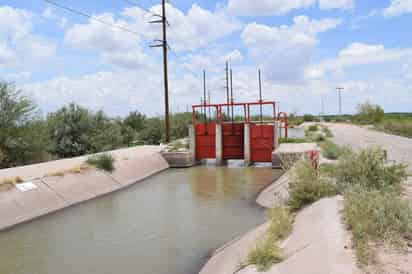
left=42, top=0, right=141, bottom=36
left=120, top=0, right=155, bottom=16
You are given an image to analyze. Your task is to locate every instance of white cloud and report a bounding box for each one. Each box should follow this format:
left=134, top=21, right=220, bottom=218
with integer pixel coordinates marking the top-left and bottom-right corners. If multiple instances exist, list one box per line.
left=228, top=0, right=354, bottom=15
left=42, top=7, right=68, bottom=28
left=0, top=6, right=32, bottom=39
left=124, top=4, right=241, bottom=51
left=0, top=42, right=16, bottom=64
left=0, top=6, right=56, bottom=67
left=228, top=0, right=315, bottom=16
left=3, top=71, right=31, bottom=81
left=318, top=0, right=354, bottom=10
left=384, top=0, right=412, bottom=17
left=305, top=43, right=412, bottom=79
left=242, top=16, right=341, bottom=82
left=65, top=13, right=138, bottom=52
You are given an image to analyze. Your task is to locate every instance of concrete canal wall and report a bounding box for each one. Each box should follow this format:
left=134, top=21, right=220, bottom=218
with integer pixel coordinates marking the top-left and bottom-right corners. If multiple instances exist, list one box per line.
left=199, top=142, right=359, bottom=274
left=0, top=146, right=169, bottom=231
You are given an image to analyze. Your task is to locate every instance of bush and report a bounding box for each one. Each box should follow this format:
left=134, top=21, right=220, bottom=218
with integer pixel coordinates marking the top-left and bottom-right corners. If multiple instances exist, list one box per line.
left=320, top=140, right=349, bottom=160
left=354, top=102, right=384, bottom=124
left=86, top=153, right=115, bottom=172
left=303, top=114, right=315, bottom=122
left=307, top=124, right=319, bottom=131
left=321, top=126, right=333, bottom=137
left=288, top=160, right=338, bottom=211
left=335, top=147, right=407, bottom=192
left=378, top=120, right=412, bottom=138
left=246, top=207, right=292, bottom=271
left=47, top=104, right=126, bottom=158
left=343, top=187, right=412, bottom=265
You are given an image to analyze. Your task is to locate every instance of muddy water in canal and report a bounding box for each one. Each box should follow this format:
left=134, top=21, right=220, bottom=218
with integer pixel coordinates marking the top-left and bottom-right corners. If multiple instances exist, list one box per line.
left=0, top=164, right=282, bottom=274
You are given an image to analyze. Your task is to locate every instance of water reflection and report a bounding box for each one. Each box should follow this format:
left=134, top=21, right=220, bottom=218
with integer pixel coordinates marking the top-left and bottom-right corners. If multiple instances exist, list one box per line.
left=0, top=165, right=282, bottom=274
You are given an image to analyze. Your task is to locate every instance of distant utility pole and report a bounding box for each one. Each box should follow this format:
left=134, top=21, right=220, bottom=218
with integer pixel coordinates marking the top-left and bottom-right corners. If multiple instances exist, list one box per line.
left=203, top=70, right=207, bottom=122
left=150, top=0, right=170, bottom=142
left=225, top=61, right=230, bottom=118
left=336, top=87, right=344, bottom=114
left=258, top=69, right=263, bottom=123
left=230, top=68, right=234, bottom=122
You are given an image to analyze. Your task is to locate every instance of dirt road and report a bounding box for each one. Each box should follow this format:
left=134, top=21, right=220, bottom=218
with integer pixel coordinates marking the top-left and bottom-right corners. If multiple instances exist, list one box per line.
left=327, top=123, right=412, bottom=173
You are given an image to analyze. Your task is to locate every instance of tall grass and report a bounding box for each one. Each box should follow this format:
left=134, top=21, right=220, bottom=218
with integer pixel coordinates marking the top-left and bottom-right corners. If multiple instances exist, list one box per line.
left=246, top=207, right=293, bottom=271
left=343, top=187, right=412, bottom=265
left=86, top=153, right=115, bottom=172
left=334, top=147, right=407, bottom=192
left=377, top=120, right=412, bottom=138
left=319, top=140, right=350, bottom=160
left=288, top=160, right=338, bottom=211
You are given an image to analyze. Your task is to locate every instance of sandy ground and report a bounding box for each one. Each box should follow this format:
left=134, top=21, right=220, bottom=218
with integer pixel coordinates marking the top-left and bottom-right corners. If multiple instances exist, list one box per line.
left=326, top=123, right=412, bottom=274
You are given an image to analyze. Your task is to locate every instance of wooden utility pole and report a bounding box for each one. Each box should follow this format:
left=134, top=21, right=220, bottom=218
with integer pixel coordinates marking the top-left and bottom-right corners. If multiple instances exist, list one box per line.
left=150, top=0, right=170, bottom=142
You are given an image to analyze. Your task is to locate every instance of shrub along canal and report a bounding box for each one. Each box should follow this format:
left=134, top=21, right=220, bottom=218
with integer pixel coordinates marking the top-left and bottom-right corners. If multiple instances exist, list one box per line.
left=0, top=164, right=282, bottom=274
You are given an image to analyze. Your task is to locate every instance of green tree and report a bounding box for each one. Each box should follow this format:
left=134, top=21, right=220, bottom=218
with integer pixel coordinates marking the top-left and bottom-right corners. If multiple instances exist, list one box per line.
left=0, top=82, right=48, bottom=168
left=124, top=111, right=146, bottom=131
left=139, top=117, right=164, bottom=145
left=355, top=102, right=384, bottom=124
left=47, top=103, right=94, bottom=157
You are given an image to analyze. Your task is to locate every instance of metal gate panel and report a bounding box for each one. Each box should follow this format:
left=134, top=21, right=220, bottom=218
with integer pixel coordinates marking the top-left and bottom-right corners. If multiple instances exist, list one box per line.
left=250, top=124, right=274, bottom=162
left=222, top=123, right=244, bottom=160
left=195, top=123, right=216, bottom=160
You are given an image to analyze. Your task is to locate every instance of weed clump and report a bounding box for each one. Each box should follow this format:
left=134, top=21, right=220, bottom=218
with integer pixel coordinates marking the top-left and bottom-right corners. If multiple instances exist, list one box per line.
left=307, top=124, right=319, bottom=132
left=343, top=187, right=412, bottom=265
left=86, top=153, right=115, bottom=172
left=320, top=140, right=350, bottom=160
left=288, top=160, right=338, bottom=211
left=335, top=147, right=407, bottom=192
left=246, top=207, right=292, bottom=271
left=321, top=126, right=333, bottom=137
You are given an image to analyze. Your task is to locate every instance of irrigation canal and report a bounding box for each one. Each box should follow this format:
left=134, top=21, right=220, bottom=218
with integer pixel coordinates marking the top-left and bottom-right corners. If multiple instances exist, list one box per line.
left=0, top=164, right=282, bottom=274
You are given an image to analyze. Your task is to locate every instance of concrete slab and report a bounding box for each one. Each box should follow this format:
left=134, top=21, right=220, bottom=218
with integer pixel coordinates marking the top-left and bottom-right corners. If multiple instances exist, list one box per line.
left=0, top=145, right=163, bottom=182
left=110, top=152, right=169, bottom=187
left=275, top=143, right=319, bottom=153
left=42, top=170, right=119, bottom=205
left=12, top=179, right=67, bottom=220
left=238, top=197, right=360, bottom=274
left=256, top=172, right=289, bottom=209
left=199, top=222, right=271, bottom=274
left=0, top=188, right=27, bottom=230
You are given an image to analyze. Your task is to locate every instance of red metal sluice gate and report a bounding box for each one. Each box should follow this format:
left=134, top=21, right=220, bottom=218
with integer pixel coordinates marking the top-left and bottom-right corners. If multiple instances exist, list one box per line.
left=192, top=101, right=284, bottom=162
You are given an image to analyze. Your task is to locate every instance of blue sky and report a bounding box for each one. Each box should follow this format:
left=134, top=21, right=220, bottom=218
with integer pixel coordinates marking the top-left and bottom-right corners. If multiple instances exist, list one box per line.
left=0, top=0, right=411, bottom=116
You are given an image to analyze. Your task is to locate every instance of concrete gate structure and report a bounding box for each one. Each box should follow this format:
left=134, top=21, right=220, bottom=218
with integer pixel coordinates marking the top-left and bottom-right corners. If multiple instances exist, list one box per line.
left=192, top=101, right=286, bottom=165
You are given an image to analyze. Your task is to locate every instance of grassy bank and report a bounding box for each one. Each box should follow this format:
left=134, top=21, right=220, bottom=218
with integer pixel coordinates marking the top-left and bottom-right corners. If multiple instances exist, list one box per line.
left=375, top=119, right=412, bottom=138
left=244, top=208, right=293, bottom=271
left=247, top=143, right=412, bottom=271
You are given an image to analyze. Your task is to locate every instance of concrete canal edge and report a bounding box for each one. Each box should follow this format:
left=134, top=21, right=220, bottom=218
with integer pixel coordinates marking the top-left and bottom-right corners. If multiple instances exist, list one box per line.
left=0, top=146, right=169, bottom=231
left=199, top=145, right=360, bottom=274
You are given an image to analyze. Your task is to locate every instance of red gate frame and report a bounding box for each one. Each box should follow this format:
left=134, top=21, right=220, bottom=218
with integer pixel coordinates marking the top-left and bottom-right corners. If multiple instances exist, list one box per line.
left=192, top=100, right=287, bottom=162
